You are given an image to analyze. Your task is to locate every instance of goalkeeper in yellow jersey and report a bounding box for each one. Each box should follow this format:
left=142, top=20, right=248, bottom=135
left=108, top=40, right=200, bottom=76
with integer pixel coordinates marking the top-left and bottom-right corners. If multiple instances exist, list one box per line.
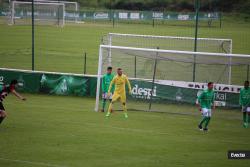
left=106, top=68, right=132, bottom=118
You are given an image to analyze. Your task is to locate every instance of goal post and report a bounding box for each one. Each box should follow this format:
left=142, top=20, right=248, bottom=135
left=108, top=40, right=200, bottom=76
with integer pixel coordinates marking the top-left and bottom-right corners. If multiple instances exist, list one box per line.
left=10, top=0, right=66, bottom=26
left=95, top=45, right=250, bottom=112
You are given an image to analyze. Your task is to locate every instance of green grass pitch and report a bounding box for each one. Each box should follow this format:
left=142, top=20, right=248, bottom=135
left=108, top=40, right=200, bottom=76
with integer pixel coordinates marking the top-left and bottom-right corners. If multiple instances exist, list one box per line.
left=1, top=17, right=250, bottom=84
left=0, top=93, right=250, bottom=167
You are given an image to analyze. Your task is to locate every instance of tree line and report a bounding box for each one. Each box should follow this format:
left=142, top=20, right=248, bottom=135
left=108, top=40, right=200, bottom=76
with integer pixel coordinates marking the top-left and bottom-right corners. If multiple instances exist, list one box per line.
left=79, top=0, right=250, bottom=14
left=0, top=0, right=249, bottom=14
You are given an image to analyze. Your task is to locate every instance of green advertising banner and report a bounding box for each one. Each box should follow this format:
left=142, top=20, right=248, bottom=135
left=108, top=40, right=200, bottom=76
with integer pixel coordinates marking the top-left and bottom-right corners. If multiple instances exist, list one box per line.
left=129, top=79, right=241, bottom=108
left=40, top=74, right=88, bottom=96
left=79, top=11, right=220, bottom=21
left=0, top=7, right=220, bottom=21
left=0, top=7, right=220, bottom=27
left=0, top=69, right=42, bottom=93
left=0, top=68, right=240, bottom=108
left=0, top=69, right=97, bottom=97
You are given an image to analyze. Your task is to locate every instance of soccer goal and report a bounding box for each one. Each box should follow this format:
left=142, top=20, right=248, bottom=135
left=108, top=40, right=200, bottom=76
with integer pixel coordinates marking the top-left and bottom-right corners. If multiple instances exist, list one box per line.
left=95, top=45, right=250, bottom=112
left=10, top=0, right=66, bottom=26
left=33, top=0, right=80, bottom=23
left=103, top=33, right=232, bottom=54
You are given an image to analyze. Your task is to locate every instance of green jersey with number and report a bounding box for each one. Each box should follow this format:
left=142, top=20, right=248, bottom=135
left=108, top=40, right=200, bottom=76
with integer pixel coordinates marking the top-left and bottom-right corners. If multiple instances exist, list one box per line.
left=102, top=73, right=114, bottom=93
left=239, top=88, right=250, bottom=107
left=198, top=89, right=215, bottom=109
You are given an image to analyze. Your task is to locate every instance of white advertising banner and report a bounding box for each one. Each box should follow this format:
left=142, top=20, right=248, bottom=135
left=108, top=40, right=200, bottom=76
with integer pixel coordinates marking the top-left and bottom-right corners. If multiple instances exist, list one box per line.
left=130, top=13, right=140, bottom=19
left=155, top=80, right=242, bottom=94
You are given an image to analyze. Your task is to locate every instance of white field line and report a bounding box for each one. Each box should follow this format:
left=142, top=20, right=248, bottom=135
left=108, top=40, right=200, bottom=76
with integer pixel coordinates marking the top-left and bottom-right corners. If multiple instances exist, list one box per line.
left=0, top=157, right=68, bottom=167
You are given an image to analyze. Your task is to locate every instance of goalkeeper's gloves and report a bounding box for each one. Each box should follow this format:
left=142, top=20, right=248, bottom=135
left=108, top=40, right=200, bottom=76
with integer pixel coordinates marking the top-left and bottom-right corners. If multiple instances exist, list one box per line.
left=107, top=92, right=111, bottom=98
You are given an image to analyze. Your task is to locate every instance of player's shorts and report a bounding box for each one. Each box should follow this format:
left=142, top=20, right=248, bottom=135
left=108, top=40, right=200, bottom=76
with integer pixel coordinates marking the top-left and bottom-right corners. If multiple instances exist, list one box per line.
left=0, top=102, right=5, bottom=112
left=112, top=92, right=126, bottom=103
left=201, top=108, right=212, bottom=117
left=242, top=106, right=250, bottom=113
left=102, top=92, right=112, bottom=100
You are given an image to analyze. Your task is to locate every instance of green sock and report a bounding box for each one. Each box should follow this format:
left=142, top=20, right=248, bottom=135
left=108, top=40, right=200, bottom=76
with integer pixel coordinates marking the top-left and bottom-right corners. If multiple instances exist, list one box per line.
left=102, top=99, right=106, bottom=111
left=243, top=112, right=247, bottom=123
left=248, top=113, right=250, bottom=123
left=204, top=117, right=211, bottom=129
left=199, top=117, right=207, bottom=127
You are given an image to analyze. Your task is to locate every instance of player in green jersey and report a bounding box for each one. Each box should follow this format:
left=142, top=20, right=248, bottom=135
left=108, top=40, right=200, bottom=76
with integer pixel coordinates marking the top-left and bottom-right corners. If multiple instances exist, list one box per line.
left=197, top=82, right=215, bottom=132
left=101, top=66, right=114, bottom=112
left=239, top=80, right=250, bottom=128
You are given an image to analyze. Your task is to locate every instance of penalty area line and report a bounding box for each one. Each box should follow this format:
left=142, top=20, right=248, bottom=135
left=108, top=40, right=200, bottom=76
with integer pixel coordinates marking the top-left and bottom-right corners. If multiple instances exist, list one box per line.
left=0, top=157, right=68, bottom=167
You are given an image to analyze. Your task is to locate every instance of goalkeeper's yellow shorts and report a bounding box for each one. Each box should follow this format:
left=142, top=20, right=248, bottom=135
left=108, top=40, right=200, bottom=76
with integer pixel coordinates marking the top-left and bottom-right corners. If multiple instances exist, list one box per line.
left=112, top=92, right=126, bottom=103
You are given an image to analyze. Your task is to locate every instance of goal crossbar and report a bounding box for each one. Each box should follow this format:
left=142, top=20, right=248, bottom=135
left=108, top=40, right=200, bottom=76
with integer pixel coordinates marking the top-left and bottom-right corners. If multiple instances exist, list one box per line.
left=108, top=33, right=233, bottom=44
left=100, top=45, right=247, bottom=58
left=33, top=0, right=79, bottom=11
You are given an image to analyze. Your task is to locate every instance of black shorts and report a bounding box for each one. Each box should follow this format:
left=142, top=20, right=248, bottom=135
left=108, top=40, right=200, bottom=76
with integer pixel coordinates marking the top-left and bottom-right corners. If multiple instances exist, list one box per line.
left=0, top=102, right=5, bottom=112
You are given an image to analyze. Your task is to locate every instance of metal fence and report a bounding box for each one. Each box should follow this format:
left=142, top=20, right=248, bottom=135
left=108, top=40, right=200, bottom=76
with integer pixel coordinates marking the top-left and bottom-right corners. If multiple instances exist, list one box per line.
left=0, top=7, right=222, bottom=27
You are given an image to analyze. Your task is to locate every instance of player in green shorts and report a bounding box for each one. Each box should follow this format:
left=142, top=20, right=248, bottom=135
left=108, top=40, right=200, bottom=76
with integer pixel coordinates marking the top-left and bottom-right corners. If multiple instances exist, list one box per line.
left=101, top=66, right=114, bottom=112
left=197, top=82, right=215, bottom=132
left=239, top=80, right=250, bottom=128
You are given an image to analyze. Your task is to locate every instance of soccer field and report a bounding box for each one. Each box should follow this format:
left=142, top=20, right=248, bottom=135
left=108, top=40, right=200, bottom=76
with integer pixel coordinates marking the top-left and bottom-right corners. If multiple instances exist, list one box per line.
left=1, top=15, right=250, bottom=166
left=0, top=93, right=249, bottom=167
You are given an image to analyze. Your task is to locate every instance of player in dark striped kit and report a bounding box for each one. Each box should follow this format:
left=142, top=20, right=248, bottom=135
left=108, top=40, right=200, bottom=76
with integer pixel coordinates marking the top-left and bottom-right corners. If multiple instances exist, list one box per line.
left=0, top=80, right=26, bottom=125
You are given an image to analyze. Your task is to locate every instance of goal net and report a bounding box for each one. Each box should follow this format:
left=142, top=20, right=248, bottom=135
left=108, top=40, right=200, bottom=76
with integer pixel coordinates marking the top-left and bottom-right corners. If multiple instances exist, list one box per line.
left=103, top=33, right=232, bottom=54
left=95, top=45, right=250, bottom=112
left=10, top=0, right=65, bottom=26
left=33, top=0, right=80, bottom=23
